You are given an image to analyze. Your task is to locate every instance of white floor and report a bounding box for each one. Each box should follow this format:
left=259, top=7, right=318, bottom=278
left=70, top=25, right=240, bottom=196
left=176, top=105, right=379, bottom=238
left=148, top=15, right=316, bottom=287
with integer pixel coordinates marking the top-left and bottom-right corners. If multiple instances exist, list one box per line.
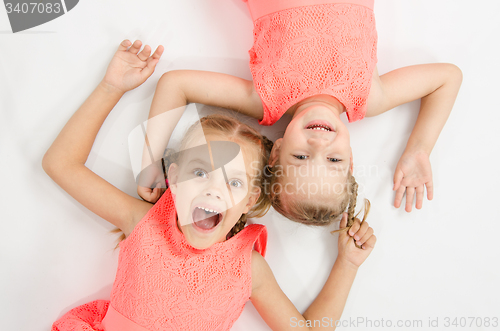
left=1, top=1, right=499, bottom=330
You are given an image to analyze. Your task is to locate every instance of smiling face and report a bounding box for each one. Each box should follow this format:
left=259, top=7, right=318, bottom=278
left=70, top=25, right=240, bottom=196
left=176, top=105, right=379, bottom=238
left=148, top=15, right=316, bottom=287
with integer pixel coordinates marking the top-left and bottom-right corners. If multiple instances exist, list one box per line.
left=167, top=133, right=260, bottom=250
left=270, top=97, right=353, bottom=204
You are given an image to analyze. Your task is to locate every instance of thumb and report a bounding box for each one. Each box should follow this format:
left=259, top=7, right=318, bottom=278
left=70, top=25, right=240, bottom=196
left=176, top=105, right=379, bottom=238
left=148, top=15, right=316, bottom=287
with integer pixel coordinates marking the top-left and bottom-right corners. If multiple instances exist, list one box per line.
left=137, top=186, right=153, bottom=201
left=141, top=58, right=159, bottom=80
left=393, top=169, right=403, bottom=191
left=339, top=212, right=348, bottom=229
left=338, top=213, right=349, bottom=240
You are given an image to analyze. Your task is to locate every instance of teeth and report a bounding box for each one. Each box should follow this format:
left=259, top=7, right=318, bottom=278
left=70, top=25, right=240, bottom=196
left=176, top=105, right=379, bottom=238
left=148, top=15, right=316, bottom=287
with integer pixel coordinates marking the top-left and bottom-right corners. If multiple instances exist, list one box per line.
left=308, top=125, right=331, bottom=131
left=197, top=206, right=218, bottom=213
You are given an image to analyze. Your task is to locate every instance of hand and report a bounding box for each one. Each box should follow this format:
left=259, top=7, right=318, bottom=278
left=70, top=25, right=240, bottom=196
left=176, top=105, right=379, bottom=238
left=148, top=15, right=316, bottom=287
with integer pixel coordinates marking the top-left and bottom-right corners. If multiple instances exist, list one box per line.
left=138, top=183, right=165, bottom=204
left=102, top=40, right=164, bottom=94
left=393, top=149, right=433, bottom=212
left=137, top=163, right=166, bottom=203
left=337, top=213, right=376, bottom=269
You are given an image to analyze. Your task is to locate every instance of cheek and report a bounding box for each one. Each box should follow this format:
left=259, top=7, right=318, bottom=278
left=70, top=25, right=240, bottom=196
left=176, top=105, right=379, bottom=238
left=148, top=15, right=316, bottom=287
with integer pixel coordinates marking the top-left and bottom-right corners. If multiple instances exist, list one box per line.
left=283, top=121, right=302, bottom=139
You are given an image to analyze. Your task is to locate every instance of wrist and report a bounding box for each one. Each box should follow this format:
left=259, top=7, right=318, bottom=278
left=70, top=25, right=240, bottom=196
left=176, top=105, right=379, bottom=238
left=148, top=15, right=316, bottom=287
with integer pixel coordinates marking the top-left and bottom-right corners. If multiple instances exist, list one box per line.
left=335, top=256, right=360, bottom=273
left=98, top=80, right=126, bottom=98
left=404, top=140, right=432, bottom=157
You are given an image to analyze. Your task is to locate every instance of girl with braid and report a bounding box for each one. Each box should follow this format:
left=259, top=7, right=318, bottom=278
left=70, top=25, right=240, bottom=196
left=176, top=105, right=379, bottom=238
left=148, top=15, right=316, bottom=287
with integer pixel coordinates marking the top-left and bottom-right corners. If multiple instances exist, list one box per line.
left=45, top=39, right=376, bottom=330
left=140, top=0, right=462, bottom=226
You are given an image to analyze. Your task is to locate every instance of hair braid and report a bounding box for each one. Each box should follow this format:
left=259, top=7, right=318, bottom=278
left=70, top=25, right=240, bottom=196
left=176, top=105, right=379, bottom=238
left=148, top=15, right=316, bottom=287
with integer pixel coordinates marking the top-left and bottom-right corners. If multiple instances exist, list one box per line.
left=346, top=175, right=358, bottom=228
left=331, top=175, right=370, bottom=246
left=227, top=214, right=248, bottom=239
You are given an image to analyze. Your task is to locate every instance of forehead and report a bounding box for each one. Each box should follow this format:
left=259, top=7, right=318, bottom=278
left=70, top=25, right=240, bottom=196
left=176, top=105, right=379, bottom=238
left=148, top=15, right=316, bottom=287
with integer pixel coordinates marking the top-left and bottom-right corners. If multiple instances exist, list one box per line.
left=279, top=168, right=348, bottom=198
left=281, top=188, right=346, bottom=206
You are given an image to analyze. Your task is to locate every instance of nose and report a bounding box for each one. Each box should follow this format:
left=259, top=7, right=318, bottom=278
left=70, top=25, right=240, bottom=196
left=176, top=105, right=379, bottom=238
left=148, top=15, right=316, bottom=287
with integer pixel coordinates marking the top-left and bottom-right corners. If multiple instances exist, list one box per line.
left=307, top=137, right=330, bottom=150
left=202, top=174, right=227, bottom=200
left=204, top=190, right=222, bottom=200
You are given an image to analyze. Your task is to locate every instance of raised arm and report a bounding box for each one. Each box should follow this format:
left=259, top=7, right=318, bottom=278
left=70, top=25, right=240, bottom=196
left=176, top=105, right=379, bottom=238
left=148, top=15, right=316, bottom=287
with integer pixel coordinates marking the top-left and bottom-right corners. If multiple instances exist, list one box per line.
left=367, top=63, right=463, bottom=211
left=42, top=40, right=163, bottom=236
left=250, top=214, right=376, bottom=330
left=137, top=70, right=263, bottom=202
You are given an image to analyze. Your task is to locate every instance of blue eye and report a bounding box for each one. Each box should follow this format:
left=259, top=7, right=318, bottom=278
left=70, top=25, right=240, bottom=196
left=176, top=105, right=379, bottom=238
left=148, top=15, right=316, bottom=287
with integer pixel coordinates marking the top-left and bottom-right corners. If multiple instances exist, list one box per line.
left=328, top=158, right=341, bottom=162
left=294, top=155, right=308, bottom=160
left=193, top=169, right=208, bottom=178
left=229, top=179, right=244, bottom=188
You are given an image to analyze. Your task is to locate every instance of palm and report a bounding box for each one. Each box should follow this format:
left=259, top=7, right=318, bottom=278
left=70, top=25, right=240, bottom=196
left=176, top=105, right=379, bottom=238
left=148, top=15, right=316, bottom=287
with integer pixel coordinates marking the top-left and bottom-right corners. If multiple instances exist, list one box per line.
left=394, top=151, right=433, bottom=212
left=102, top=40, right=164, bottom=93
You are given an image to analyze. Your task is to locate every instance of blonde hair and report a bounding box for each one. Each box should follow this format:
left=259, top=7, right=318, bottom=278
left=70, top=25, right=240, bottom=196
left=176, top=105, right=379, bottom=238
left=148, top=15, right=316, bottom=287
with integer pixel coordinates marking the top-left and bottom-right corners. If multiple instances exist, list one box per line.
left=114, top=114, right=273, bottom=244
left=266, top=162, right=370, bottom=230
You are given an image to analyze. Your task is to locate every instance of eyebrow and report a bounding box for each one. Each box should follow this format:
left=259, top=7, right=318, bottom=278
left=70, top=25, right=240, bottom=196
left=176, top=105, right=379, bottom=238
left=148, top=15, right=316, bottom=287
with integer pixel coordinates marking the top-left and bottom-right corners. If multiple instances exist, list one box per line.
left=188, top=159, right=252, bottom=180
left=287, top=156, right=348, bottom=172
left=186, top=158, right=213, bottom=170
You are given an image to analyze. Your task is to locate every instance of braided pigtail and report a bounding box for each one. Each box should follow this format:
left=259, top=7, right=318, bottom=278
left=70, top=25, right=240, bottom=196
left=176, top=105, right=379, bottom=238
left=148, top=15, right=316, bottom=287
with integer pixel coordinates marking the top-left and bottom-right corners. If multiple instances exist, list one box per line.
left=346, top=175, right=359, bottom=228
left=227, top=214, right=248, bottom=239
left=331, top=174, right=370, bottom=245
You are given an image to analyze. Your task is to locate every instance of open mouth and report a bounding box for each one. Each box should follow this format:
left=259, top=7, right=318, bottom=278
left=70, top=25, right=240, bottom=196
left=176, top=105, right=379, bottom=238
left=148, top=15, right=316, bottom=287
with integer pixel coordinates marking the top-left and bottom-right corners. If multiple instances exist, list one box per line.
left=305, top=120, right=334, bottom=132
left=191, top=206, right=223, bottom=232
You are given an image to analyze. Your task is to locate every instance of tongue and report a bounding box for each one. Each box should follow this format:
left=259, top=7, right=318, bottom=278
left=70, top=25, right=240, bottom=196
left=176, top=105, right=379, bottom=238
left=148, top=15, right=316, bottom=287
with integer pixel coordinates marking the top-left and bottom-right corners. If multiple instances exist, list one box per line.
left=192, top=209, right=219, bottom=230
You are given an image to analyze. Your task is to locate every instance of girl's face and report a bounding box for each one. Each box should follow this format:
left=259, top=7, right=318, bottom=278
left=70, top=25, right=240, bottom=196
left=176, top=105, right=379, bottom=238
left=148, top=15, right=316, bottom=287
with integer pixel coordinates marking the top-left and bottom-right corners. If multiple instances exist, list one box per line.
left=168, top=133, right=260, bottom=250
left=271, top=97, right=353, bottom=203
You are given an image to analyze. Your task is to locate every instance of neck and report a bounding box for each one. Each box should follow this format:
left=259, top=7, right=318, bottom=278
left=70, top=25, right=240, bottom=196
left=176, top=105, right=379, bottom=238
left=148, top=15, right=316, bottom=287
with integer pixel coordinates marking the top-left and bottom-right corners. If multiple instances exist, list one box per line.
left=290, top=95, right=346, bottom=119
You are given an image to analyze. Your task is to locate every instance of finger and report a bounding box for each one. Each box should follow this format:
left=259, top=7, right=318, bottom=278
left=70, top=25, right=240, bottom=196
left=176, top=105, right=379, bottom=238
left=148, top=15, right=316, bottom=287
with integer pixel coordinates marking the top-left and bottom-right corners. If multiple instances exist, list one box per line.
left=415, top=186, right=424, bottom=209
left=128, top=40, right=142, bottom=54
left=357, top=227, right=374, bottom=246
left=137, top=45, right=151, bottom=62
left=353, top=220, right=369, bottom=241
left=361, top=235, right=377, bottom=250
left=348, top=218, right=361, bottom=237
left=139, top=190, right=153, bottom=202
left=152, top=189, right=162, bottom=203
left=394, top=185, right=406, bottom=208
left=118, top=39, right=132, bottom=51
left=151, top=45, right=164, bottom=60
left=393, top=169, right=403, bottom=191
left=339, top=212, right=348, bottom=229
left=337, top=213, right=349, bottom=241
left=405, top=186, right=415, bottom=212
left=137, top=186, right=152, bottom=200
left=426, top=180, right=434, bottom=201
left=140, top=57, right=159, bottom=80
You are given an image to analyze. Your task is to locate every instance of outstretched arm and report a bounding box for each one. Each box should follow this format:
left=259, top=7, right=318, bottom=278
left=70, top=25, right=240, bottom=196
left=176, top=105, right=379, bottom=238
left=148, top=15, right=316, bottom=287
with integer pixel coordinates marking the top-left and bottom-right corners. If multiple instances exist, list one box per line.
left=367, top=63, right=463, bottom=211
left=137, top=70, right=263, bottom=202
left=251, top=214, right=376, bottom=330
left=42, top=40, right=163, bottom=236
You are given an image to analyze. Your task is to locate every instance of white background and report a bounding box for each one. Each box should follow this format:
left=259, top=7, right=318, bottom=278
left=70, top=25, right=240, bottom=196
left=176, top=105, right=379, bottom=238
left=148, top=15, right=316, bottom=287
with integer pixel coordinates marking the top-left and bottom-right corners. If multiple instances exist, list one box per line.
left=1, top=1, right=499, bottom=330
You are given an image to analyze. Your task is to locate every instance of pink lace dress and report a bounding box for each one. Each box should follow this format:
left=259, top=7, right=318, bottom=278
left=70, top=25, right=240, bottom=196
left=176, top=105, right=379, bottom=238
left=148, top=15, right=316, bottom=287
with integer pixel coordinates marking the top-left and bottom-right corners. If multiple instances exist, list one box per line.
left=244, top=0, right=378, bottom=125
left=52, top=189, right=267, bottom=331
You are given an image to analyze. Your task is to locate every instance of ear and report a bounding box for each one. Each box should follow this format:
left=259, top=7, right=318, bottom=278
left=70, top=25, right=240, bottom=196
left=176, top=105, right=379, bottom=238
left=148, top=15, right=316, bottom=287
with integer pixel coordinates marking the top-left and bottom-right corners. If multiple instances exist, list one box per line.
left=167, top=163, right=179, bottom=195
left=268, top=138, right=282, bottom=167
left=243, top=187, right=261, bottom=214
